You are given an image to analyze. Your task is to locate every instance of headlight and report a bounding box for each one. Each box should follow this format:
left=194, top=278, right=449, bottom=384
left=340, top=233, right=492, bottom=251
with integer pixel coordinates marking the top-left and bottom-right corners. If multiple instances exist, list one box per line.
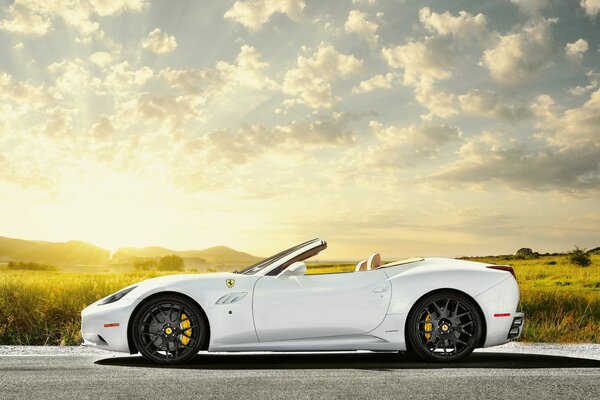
left=98, top=286, right=137, bottom=305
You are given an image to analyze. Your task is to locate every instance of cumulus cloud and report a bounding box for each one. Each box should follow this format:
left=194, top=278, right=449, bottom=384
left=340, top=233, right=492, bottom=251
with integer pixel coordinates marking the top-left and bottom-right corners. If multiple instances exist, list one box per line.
left=569, top=70, right=599, bottom=97
left=481, top=18, right=559, bottom=83
left=581, top=0, right=600, bottom=17
left=352, top=73, right=396, bottom=93
left=344, top=10, right=379, bottom=47
left=0, top=0, right=146, bottom=36
left=361, top=121, right=462, bottom=169
left=510, top=0, right=550, bottom=15
left=418, top=7, right=488, bottom=42
left=0, top=72, right=59, bottom=117
left=282, top=43, right=362, bottom=108
left=459, top=89, right=532, bottom=121
left=429, top=132, right=600, bottom=193
left=565, top=39, right=589, bottom=64
left=382, top=36, right=456, bottom=118
left=431, top=88, right=600, bottom=193
left=382, top=36, right=453, bottom=86
left=89, top=51, right=112, bottom=67
left=534, top=88, right=600, bottom=147
left=142, top=28, right=177, bottom=54
left=414, top=82, right=457, bottom=120
left=224, top=0, right=305, bottom=31
left=182, top=112, right=359, bottom=168
left=159, top=45, right=276, bottom=102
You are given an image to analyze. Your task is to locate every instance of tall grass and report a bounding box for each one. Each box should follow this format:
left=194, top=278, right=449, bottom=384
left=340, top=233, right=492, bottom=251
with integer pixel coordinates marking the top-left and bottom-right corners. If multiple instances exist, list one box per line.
left=0, top=270, right=173, bottom=345
left=0, top=255, right=598, bottom=345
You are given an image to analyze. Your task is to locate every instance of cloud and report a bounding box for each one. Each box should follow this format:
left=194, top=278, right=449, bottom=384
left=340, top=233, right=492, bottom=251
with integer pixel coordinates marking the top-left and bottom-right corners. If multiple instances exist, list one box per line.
left=432, top=88, right=600, bottom=193
left=510, top=0, right=550, bottom=15
left=142, top=28, right=177, bottom=54
left=0, top=0, right=146, bottom=37
left=89, top=51, right=112, bottom=67
left=352, top=73, right=397, bottom=93
left=414, top=81, right=457, bottom=120
left=581, top=0, right=600, bottom=17
left=418, top=7, right=488, bottom=42
left=0, top=72, right=59, bottom=117
left=481, top=18, right=559, bottom=83
left=382, top=34, right=457, bottom=118
left=159, top=45, right=276, bottom=101
left=89, top=0, right=146, bottom=16
left=198, top=114, right=356, bottom=162
left=428, top=132, right=600, bottom=193
left=282, top=43, right=362, bottom=108
left=344, top=10, right=379, bottom=47
left=569, top=70, right=599, bottom=96
left=224, top=0, right=305, bottom=31
left=48, top=59, right=96, bottom=94
left=459, top=89, right=532, bottom=121
left=361, top=121, right=462, bottom=169
left=565, top=38, right=589, bottom=64
left=382, top=36, right=453, bottom=86
left=534, top=88, right=600, bottom=147
left=0, top=1, right=52, bottom=35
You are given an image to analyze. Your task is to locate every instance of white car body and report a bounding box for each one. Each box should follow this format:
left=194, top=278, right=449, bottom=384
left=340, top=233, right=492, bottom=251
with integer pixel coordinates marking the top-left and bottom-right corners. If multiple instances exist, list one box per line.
left=81, top=238, right=523, bottom=356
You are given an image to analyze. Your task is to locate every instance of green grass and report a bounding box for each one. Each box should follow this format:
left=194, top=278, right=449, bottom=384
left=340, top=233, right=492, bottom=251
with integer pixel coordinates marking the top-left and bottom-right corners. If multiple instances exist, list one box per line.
left=0, top=255, right=598, bottom=345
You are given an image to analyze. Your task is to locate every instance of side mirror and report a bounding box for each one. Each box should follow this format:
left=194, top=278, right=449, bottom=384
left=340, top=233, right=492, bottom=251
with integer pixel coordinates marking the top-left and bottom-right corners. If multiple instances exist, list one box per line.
left=278, top=261, right=307, bottom=278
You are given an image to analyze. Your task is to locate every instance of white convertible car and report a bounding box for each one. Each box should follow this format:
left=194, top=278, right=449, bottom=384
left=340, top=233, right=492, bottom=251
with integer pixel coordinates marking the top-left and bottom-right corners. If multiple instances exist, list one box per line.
left=81, top=238, right=524, bottom=364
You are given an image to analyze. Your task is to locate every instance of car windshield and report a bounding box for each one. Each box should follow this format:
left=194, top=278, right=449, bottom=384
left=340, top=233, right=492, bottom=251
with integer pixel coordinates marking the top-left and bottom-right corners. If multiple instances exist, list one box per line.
left=237, top=239, right=321, bottom=275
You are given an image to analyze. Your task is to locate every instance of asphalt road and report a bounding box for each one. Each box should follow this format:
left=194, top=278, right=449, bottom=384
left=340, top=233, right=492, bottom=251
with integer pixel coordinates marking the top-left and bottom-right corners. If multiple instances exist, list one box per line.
left=0, top=344, right=599, bottom=400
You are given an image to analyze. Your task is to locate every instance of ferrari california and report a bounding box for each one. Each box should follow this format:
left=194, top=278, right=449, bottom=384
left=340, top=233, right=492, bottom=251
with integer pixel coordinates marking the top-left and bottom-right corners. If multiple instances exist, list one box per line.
left=81, top=238, right=524, bottom=364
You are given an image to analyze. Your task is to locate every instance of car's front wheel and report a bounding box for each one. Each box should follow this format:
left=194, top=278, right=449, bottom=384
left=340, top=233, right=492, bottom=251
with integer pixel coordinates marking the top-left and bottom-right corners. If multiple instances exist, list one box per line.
left=131, top=294, right=207, bottom=364
left=406, top=291, right=482, bottom=362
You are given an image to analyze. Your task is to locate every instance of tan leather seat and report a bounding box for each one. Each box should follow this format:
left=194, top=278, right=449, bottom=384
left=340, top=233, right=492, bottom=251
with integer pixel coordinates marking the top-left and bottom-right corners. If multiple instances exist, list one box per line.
left=355, top=260, right=367, bottom=272
left=367, top=253, right=381, bottom=270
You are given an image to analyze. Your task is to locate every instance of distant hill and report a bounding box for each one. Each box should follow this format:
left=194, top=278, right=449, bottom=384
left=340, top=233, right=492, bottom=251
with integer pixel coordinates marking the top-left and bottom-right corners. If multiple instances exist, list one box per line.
left=0, top=235, right=262, bottom=268
left=0, top=236, right=109, bottom=266
left=113, top=245, right=261, bottom=265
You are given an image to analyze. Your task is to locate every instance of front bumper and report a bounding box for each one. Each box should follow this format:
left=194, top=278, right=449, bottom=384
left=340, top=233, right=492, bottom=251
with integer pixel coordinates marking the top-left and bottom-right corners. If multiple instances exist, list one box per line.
left=80, top=297, right=140, bottom=353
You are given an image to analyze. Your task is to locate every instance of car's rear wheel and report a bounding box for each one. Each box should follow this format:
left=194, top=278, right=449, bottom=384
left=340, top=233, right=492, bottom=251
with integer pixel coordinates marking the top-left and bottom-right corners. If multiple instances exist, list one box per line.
left=406, top=291, right=482, bottom=362
left=132, top=294, right=207, bottom=364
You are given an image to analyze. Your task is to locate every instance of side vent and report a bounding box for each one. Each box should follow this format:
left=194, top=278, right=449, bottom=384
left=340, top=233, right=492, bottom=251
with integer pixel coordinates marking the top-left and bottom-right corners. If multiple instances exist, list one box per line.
left=216, top=292, right=248, bottom=305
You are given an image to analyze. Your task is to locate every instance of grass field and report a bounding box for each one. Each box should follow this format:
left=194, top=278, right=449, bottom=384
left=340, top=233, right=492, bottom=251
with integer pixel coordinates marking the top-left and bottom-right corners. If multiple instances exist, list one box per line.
left=0, top=254, right=598, bottom=345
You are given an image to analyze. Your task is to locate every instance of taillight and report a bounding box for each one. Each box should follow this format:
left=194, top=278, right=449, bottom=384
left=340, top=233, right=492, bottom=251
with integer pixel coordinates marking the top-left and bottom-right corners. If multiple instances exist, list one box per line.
left=486, top=265, right=516, bottom=280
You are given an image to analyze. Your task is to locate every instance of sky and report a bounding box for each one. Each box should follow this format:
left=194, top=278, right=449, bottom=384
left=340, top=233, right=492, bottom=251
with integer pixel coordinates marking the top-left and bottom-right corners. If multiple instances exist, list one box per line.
left=0, top=0, right=599, bottom=259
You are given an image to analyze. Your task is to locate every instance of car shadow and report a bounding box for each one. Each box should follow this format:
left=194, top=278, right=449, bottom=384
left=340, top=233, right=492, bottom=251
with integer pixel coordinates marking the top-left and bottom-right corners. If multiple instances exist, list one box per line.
left=95, top=351, right=600, bottom=370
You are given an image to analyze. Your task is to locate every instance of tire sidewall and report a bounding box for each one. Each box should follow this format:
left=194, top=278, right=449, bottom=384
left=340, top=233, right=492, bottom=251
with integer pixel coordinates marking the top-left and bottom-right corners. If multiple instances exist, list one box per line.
left=406, top=291, right=482, bottom=362
left=131, top=294, right=207, bottom=364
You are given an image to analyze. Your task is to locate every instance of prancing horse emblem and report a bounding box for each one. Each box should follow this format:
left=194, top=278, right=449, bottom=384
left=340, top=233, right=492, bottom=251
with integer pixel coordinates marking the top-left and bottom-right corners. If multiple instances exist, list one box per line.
left=226, top=279, right=235, bottom=288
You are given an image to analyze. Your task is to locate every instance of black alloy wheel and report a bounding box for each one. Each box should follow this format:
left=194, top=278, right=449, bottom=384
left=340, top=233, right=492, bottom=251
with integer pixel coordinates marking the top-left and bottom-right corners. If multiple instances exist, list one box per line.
left=406, top=291, right=482, bottom=362
left=132, top=295, right=207, bottom=364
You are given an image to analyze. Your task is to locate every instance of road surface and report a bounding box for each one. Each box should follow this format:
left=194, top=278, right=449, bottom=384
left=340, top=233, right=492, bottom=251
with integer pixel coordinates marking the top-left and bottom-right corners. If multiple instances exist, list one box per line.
left=0, top=343, right=599, bottom=399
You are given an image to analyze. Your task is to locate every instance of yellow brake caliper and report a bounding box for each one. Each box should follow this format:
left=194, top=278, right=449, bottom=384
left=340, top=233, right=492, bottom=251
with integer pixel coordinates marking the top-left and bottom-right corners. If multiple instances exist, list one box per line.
left=180, top=313, right=192, bottom=346
left=424, top=314, right=432, bottom=340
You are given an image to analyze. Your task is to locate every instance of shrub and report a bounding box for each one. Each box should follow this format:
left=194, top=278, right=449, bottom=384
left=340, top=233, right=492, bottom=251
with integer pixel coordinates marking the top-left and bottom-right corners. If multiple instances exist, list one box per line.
left=157, top=255, right=184, bottom=271
left=7, top=261, right=58, bottom=271
left=568, top=246, right=591, bottom=267
left=516, top=248, right=540, bottom=259
left=133, top=260, right=157, bottom=271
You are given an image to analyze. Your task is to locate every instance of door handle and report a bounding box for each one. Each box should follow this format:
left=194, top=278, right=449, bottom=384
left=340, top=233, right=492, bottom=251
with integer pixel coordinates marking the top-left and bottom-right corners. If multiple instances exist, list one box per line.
left=373, top=285, right=388, bottom=293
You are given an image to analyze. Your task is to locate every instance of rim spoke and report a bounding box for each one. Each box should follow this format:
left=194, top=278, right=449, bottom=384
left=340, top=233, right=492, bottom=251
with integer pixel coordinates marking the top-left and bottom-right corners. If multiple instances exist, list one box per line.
left=433, top=301, right=444, bottom=317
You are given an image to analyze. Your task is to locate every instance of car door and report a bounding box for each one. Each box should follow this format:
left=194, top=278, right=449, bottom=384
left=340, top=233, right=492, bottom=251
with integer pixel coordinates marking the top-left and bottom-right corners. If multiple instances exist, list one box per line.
left=252, top=269, right=391, bottom=342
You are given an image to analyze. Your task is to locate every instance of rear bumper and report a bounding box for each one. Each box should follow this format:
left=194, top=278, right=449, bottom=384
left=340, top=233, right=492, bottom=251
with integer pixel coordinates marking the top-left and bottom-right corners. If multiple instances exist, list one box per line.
left=508, top=312, right=525, bottom=340
left=475, top=276, right=522, bottom=347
